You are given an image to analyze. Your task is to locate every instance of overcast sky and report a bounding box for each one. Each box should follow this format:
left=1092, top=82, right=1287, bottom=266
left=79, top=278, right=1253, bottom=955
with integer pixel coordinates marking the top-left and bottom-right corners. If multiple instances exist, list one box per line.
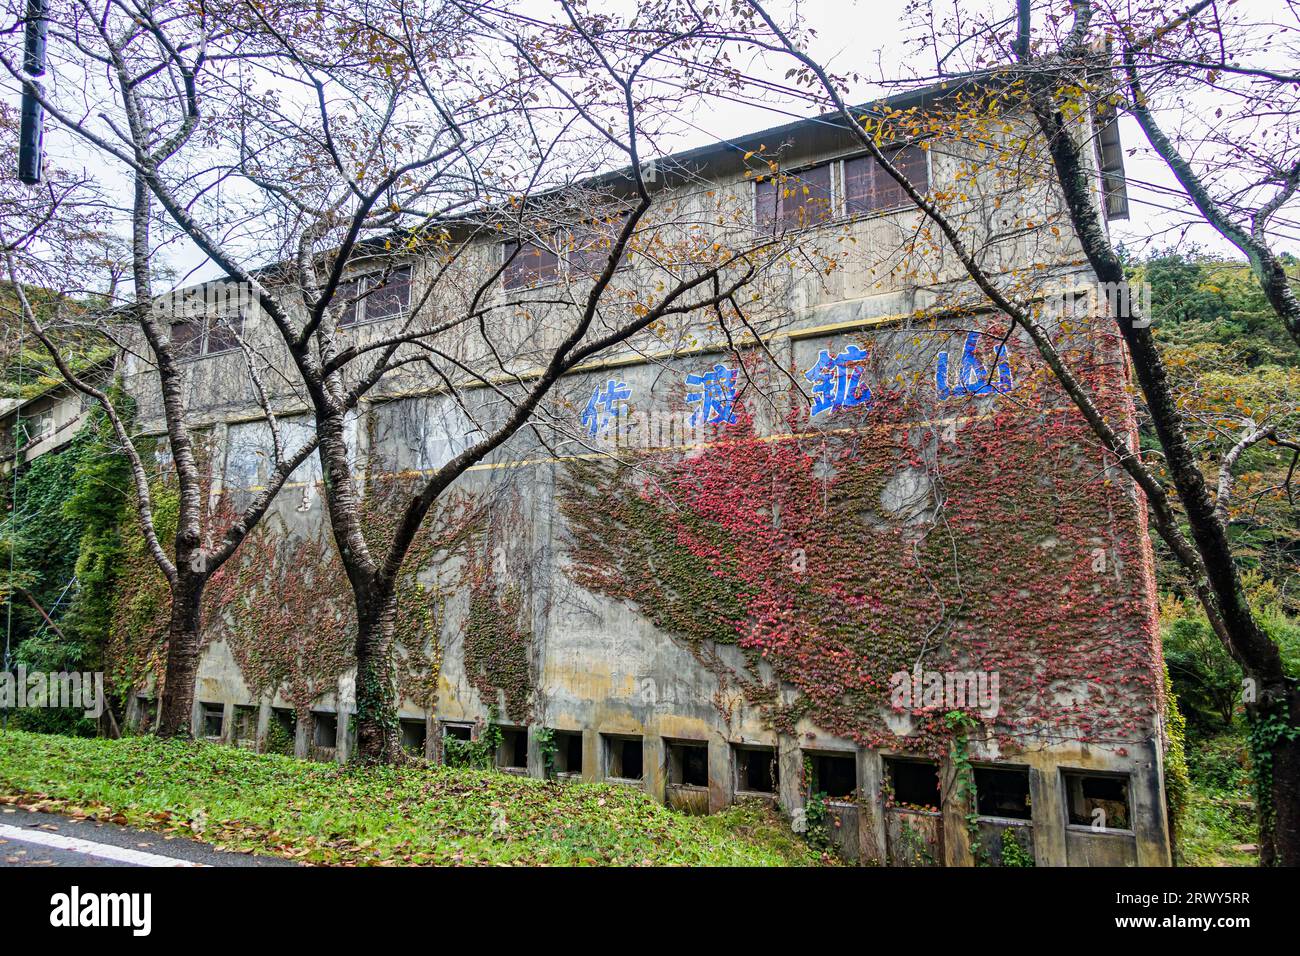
left=643, top=0, right=1300, bottom=261
left=22, top=0, right=1299, bottom=288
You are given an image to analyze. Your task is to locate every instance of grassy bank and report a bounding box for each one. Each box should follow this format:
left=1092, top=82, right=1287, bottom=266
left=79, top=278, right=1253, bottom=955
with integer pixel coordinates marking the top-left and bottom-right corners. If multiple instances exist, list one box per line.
left=0, top=729, right=829, bottom=866
left=1177, top=733, right=1258, bottom=867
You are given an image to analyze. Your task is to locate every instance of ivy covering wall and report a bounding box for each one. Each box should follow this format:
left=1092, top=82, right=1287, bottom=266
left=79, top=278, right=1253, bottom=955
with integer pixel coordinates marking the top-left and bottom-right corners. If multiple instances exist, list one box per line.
left=1, top=407, right=131, bottom=732
left=558, top=324, right=1162, bottom=757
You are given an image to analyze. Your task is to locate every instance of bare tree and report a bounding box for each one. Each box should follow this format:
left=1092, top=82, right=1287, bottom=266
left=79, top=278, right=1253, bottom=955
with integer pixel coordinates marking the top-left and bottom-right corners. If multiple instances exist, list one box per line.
left=731, top=0, right=1300, bottom=865
left=1, top=0, right=322, bottom=736
left=1111, top=0, right=1300, bottom=345
left=6, top=0, right=810, bottom=760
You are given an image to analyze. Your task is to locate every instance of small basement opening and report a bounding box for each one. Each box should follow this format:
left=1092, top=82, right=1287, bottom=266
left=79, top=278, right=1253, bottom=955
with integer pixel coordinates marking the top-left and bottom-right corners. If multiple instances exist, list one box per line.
left=553, top=731, right=583, bottom=775
left=603, top=734, right=643, bottom=781
left=267, top=708, right=296, bottom=755
left=735, top=746, right=778, bottom=794
left=1063, top=770, right=1131, bottom=830
left=974, top=766, right=1032, bottom=819
left=885, top=757, right=940, bottom=810
left=441, top=722, right=472, bottom=742
left=810, top=752, right=857, bottom=801
left=400, top=719, right=427, bottom=755
left=199, top=702, right=224, bottom=739
left=667, top=740, right=709, bottom=788
left=438, top=722, right=474, bottom=765
left=498, top=727, right=529, bottom=770
left=232, top=705, right=258, bottom=746
left=312, top=711, right=338, bottom=749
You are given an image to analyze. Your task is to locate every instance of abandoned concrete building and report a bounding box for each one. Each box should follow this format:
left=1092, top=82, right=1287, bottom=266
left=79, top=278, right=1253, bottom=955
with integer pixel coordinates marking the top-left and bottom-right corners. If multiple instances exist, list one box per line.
left=117, top=81, right=1171, bottom=867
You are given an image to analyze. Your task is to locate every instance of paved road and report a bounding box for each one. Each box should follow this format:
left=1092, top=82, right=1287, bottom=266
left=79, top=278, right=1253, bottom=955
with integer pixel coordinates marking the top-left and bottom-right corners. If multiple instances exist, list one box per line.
left=0, top=806, right=298, bottom=867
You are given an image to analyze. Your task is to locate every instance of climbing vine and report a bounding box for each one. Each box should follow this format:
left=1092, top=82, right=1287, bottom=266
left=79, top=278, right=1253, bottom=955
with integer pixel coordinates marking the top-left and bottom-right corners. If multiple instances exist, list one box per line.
left=945, top=709, right=986, bottom=865
left=459, top=488, right=537, bottom=724
left=108, top=468, right=481, bottom=727
left=999, top=827, right=1035, bottom=867
left=558, top=324, right=1162, bottom=763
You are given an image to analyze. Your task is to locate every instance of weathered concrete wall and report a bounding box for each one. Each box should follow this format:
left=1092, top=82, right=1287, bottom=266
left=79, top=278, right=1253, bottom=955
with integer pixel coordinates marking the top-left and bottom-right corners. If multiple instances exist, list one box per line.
left=121, top=111, right=1171, bottom=867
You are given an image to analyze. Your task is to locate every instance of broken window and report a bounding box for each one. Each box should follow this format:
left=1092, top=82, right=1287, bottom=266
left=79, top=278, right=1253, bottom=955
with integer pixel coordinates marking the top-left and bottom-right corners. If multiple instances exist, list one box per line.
left=400, top=719, right=427, bottom=755
left=441, top=721, right=472, bottom=742
left=170, top=314, right=204, bottom=359
left=23, top=406, right=53, bottom=443
left=885, top=757, right=940, bottom=810
left=756, top=161, right=834, bottom=234
left=568, top=214, right=633, bottom=275
left=338, top=266, right=413, bottom=326
left=498, top=727, right=529, bottom=771
left=200, top=702, right=224, bottom=740
left=843, top=144, right=929, bottom=216
left=364, top=266, right=412, bottom=321
left=502, top=240, right=560, bottom=289
left=602, top=734, right=643, bottom=782
left=809, top=752, right=858, bottom=801
left=312, top=711, right=338, bottom=749
left=170, top=311, right=245, bottom=360
left=974, top=765, right=1032, bottom=820
left=666, top=740, right=709, bottom=788
left=1063, top=770, right=1131, bottom=830
left=336, top=267, right=410, bottom=325
left=203, top=313, right=242, bottom=354
left=735, top=745, right=778, bottom=794
left=552, top=731, right=584, bottom=776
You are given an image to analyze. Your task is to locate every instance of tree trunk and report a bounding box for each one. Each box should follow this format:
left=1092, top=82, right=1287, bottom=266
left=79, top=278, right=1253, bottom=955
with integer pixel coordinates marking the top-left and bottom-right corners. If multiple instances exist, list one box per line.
left=157, top=573, right=204, bottom=738
left=1027, top=78, right=1300, bottom=864
left=353, top=585, right=401, bottom=763
left=1268, top=692, right=1300, bottom=866
left=1255, top=255, right=1300, bottom=349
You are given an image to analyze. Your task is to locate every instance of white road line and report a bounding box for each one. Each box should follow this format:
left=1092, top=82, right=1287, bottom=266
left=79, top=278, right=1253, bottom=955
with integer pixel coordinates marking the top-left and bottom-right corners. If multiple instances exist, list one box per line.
left=0, top=824, right=206, bottom=867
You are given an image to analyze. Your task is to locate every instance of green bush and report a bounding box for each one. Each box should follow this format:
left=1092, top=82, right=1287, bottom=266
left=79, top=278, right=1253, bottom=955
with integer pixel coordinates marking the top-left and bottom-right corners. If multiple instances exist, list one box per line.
left=999, top=827, right=1034, bottom=867
left=1188, top=734, right=1252, bottom=793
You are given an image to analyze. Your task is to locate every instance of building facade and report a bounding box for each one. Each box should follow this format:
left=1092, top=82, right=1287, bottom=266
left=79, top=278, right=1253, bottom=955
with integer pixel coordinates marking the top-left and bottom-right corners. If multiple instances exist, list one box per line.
left=118, top=86, right=1172, bottom=866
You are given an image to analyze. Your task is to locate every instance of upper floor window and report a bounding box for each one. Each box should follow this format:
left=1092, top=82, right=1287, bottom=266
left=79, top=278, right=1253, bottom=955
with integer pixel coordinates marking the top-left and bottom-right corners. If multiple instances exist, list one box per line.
left=756, top=162, right=834, bottom=233
left=502, top=239, right=561, bottom=290
left=568, top=214, right=633, bottom=276
left=755, top=143, right=929, bottom=235
left=338, top=265, right=413, bottom=326
left=843, top=145, right=929, bottom=216
left=171, top=312, right=244, bottom=360
left=340, top=265, right=410, bottom=329
left=502, top=212, right=638, bottom=290
left=24, top=407, right=54, bottom=443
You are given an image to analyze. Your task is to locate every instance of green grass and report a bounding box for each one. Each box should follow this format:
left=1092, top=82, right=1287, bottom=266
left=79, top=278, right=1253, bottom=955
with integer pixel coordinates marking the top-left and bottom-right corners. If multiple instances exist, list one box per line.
left=1177, top=733, right=1258, bottom=867
left=0, top=730, right=830, bottom=866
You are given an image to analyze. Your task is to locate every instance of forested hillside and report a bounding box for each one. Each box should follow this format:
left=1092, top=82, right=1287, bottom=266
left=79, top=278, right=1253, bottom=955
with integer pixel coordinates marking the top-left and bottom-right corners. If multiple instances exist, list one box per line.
left=1132, top=249, right=1300, bottom=864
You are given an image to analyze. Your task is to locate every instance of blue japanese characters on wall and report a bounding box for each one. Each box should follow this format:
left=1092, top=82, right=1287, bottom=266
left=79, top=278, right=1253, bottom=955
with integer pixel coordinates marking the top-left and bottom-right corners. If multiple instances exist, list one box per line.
left=685, top=364, right=739, bottom=426
left=577, top=330, right=1017, bottom=439
left=935, top=331, right=1014, bottom=399
left=805, top=346, right=872, bottom=416
left=581, top=379, right=631, bottom=438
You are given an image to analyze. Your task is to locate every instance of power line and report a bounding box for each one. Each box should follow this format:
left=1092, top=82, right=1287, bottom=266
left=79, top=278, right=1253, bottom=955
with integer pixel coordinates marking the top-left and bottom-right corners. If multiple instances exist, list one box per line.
left=463, top=2, right=1300, bottom=241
